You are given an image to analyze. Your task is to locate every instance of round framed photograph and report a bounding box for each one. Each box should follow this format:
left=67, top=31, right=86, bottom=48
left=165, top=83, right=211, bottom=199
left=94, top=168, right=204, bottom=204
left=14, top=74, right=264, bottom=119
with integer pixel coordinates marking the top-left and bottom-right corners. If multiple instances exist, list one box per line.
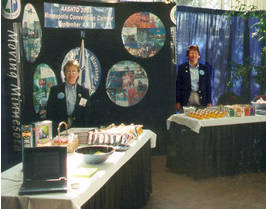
left=121, top=12, right=166, bottom=58
left=106, top=60, right=148, bottom=107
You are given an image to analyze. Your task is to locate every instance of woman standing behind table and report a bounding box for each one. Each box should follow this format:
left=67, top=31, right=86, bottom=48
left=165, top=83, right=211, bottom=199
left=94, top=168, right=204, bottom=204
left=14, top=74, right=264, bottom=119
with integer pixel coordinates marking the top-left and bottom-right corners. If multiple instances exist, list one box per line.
left=47, top=59, right=91, bottom=133
left=176, top=44, right=212, bottom=111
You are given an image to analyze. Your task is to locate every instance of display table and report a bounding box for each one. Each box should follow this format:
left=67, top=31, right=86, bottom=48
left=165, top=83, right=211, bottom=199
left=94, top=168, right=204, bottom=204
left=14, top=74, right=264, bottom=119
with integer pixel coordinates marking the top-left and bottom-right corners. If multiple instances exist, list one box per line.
left=1, top=129, right=157, bottom=209
left=166, top=114, right=266, bottom=179
left=167, top=113, right=266, bottom=134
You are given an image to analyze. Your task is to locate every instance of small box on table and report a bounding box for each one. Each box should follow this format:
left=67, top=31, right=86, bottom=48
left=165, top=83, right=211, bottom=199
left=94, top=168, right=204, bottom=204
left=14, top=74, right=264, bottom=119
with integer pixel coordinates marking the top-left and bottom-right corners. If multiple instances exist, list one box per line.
left=21, top=124, right=34, bottom=162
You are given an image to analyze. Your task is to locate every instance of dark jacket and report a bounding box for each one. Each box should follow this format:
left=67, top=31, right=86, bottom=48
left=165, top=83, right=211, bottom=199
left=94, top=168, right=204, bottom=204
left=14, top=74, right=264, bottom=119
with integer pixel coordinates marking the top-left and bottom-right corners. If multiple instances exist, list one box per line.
left=47, top=83, right=91, bottom=135
left=176, top=62, right=212, bottom=107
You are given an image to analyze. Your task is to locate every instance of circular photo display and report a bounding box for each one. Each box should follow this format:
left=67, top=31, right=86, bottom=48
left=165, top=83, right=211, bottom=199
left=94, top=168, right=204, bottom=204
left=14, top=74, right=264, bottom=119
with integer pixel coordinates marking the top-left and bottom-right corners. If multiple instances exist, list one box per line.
left=61, top=47, right=101, bottom=96
left=22, top=3, right=42, bottom=63
left=33, top=64, right=57, bottom=119
left=121, top=12, right=166, bottom=58
left=170, top=5, right=177, bottom=25
left=106, top=60, right=148, bottom=107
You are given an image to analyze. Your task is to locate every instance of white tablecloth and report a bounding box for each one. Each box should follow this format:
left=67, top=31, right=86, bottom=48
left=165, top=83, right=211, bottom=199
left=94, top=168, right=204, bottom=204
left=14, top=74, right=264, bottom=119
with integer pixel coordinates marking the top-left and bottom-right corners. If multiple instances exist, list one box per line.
left=1, top=129, right=157, bottom=209
left=167, top=114, right=266, bottom=134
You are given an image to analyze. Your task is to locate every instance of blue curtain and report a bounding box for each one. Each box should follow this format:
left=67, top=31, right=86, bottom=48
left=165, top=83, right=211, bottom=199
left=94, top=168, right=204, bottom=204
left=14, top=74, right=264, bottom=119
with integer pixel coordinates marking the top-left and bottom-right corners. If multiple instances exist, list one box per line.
left=249, top=17, right=263, bottom=98
left=176, top=6, right=263, bottom=104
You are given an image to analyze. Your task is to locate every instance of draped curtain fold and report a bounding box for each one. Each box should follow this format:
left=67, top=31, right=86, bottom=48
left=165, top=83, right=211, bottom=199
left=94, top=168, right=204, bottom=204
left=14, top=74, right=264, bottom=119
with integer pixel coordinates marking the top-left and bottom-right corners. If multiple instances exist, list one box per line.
left=176, top=6, right=263, bottom=104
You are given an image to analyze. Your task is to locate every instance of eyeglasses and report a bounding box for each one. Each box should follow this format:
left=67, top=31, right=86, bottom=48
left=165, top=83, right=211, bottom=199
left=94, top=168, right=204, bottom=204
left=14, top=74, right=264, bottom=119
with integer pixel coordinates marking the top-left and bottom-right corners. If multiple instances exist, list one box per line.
left=65, top=70, right=78, bottom=75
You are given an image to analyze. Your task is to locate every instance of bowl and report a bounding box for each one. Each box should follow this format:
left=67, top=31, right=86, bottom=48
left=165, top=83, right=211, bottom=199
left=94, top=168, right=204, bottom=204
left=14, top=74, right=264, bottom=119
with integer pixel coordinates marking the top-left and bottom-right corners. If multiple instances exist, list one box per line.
left=75, top=145, right=115, bottom=164
left=251, top=101, right=266, bottom=110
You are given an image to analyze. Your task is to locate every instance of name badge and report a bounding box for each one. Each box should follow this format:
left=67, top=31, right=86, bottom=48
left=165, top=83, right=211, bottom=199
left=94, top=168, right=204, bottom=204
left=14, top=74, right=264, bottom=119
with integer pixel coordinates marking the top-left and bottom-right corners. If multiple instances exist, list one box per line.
left=79, top=98, right=87, bottom=107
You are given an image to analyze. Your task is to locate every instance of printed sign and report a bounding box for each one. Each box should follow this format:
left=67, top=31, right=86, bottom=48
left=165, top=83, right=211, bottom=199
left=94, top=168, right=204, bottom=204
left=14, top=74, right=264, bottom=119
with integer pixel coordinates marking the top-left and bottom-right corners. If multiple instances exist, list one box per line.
left=44, top=2, right=115, bottom=29
left=2, top=0, right=21, bottom=20
left=4, top=23, right=23, bottom=151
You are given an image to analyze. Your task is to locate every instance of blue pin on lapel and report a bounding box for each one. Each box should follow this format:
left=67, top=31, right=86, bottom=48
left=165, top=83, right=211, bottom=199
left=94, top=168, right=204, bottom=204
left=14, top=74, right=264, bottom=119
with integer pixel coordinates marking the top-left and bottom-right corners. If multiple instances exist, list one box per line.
left=199, top=70, right=205, bottom=75
left=57, top=92, right=65, bottom=99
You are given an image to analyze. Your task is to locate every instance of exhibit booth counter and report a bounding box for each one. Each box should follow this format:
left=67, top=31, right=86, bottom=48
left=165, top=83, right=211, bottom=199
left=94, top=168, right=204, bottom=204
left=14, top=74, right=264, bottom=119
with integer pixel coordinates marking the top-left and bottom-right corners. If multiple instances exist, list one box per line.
left=1, top=129, right=157, bottom=209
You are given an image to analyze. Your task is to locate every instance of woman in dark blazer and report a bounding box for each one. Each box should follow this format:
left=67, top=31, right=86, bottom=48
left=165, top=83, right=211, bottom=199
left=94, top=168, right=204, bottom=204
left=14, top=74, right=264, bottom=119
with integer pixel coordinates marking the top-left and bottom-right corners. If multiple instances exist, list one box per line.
left=176, top=45, right=212, bottom=111
left=47, top=59, right=91, bottom=134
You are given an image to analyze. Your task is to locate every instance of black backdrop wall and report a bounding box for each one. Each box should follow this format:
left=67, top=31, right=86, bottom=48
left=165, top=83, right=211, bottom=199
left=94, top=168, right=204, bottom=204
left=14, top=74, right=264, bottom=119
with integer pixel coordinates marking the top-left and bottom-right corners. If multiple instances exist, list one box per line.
left=1, top=0, right=176, bottom=170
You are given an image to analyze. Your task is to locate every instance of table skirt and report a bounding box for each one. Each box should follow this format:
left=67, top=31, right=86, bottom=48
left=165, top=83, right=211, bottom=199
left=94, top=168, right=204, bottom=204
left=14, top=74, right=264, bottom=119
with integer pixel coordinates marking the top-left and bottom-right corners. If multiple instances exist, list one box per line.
left=82, top=140, right=151, bottom=209
left=166, top=122, right=266, bottom=179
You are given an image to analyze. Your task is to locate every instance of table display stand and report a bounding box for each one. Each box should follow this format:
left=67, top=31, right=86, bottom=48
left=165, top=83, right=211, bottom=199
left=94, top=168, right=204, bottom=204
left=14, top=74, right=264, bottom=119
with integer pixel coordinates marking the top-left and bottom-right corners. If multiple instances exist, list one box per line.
left=167, top=119, right=266, bottom=179
left=2, top=130, right=156, bottom=209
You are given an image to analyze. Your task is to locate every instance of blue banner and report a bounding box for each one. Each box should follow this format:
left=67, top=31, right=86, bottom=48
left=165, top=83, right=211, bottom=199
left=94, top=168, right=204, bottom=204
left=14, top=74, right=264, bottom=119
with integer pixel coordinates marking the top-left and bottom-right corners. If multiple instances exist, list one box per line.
left=44, top=3, right=115, bottom=29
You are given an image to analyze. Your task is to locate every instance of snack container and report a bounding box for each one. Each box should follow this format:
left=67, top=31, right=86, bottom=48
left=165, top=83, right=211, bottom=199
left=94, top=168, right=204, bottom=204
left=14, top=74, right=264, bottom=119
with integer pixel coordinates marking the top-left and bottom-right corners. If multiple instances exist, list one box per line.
left=183, top=106, right=196, bottom=116
left=244, top=105, right=250, bottom=116
left=229, top=108, right=235, bottom=117
left=235, top=106, right=242, bottom=117
left=250, top=105, right=255, bottom=116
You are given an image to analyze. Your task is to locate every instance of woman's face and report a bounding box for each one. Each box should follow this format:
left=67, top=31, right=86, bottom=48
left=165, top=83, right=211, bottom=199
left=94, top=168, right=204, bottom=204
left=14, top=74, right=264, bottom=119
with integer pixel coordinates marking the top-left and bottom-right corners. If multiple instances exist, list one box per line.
left=188, top=49, right=200, bottom=65
left=65, top=65, right=79, bottom=85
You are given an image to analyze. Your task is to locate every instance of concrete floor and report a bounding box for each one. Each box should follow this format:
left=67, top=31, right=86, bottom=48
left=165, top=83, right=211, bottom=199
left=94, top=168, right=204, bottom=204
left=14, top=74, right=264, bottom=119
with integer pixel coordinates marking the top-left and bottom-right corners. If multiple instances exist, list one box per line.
left=142, top=156, right=266, bottom=209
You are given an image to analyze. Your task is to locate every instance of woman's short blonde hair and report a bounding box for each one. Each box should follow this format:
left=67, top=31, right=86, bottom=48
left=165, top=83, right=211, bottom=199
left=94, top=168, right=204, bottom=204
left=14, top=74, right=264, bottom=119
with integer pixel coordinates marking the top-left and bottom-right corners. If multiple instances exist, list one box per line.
left=63, top=59, right=80, bottom=74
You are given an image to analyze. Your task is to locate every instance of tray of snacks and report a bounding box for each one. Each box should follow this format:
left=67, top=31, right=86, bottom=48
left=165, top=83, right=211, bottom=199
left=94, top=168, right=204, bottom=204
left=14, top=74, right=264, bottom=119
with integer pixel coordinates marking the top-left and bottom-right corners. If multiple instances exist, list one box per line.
left=87, top=123, right=143, bottom=148
left=186, top=104, right=256, bottom=120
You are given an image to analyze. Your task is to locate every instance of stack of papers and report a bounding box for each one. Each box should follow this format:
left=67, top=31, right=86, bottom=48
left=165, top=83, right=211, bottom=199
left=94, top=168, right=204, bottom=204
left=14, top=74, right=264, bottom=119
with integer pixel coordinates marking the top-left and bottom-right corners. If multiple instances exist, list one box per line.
left=72, top=167, right=98, bottom=178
